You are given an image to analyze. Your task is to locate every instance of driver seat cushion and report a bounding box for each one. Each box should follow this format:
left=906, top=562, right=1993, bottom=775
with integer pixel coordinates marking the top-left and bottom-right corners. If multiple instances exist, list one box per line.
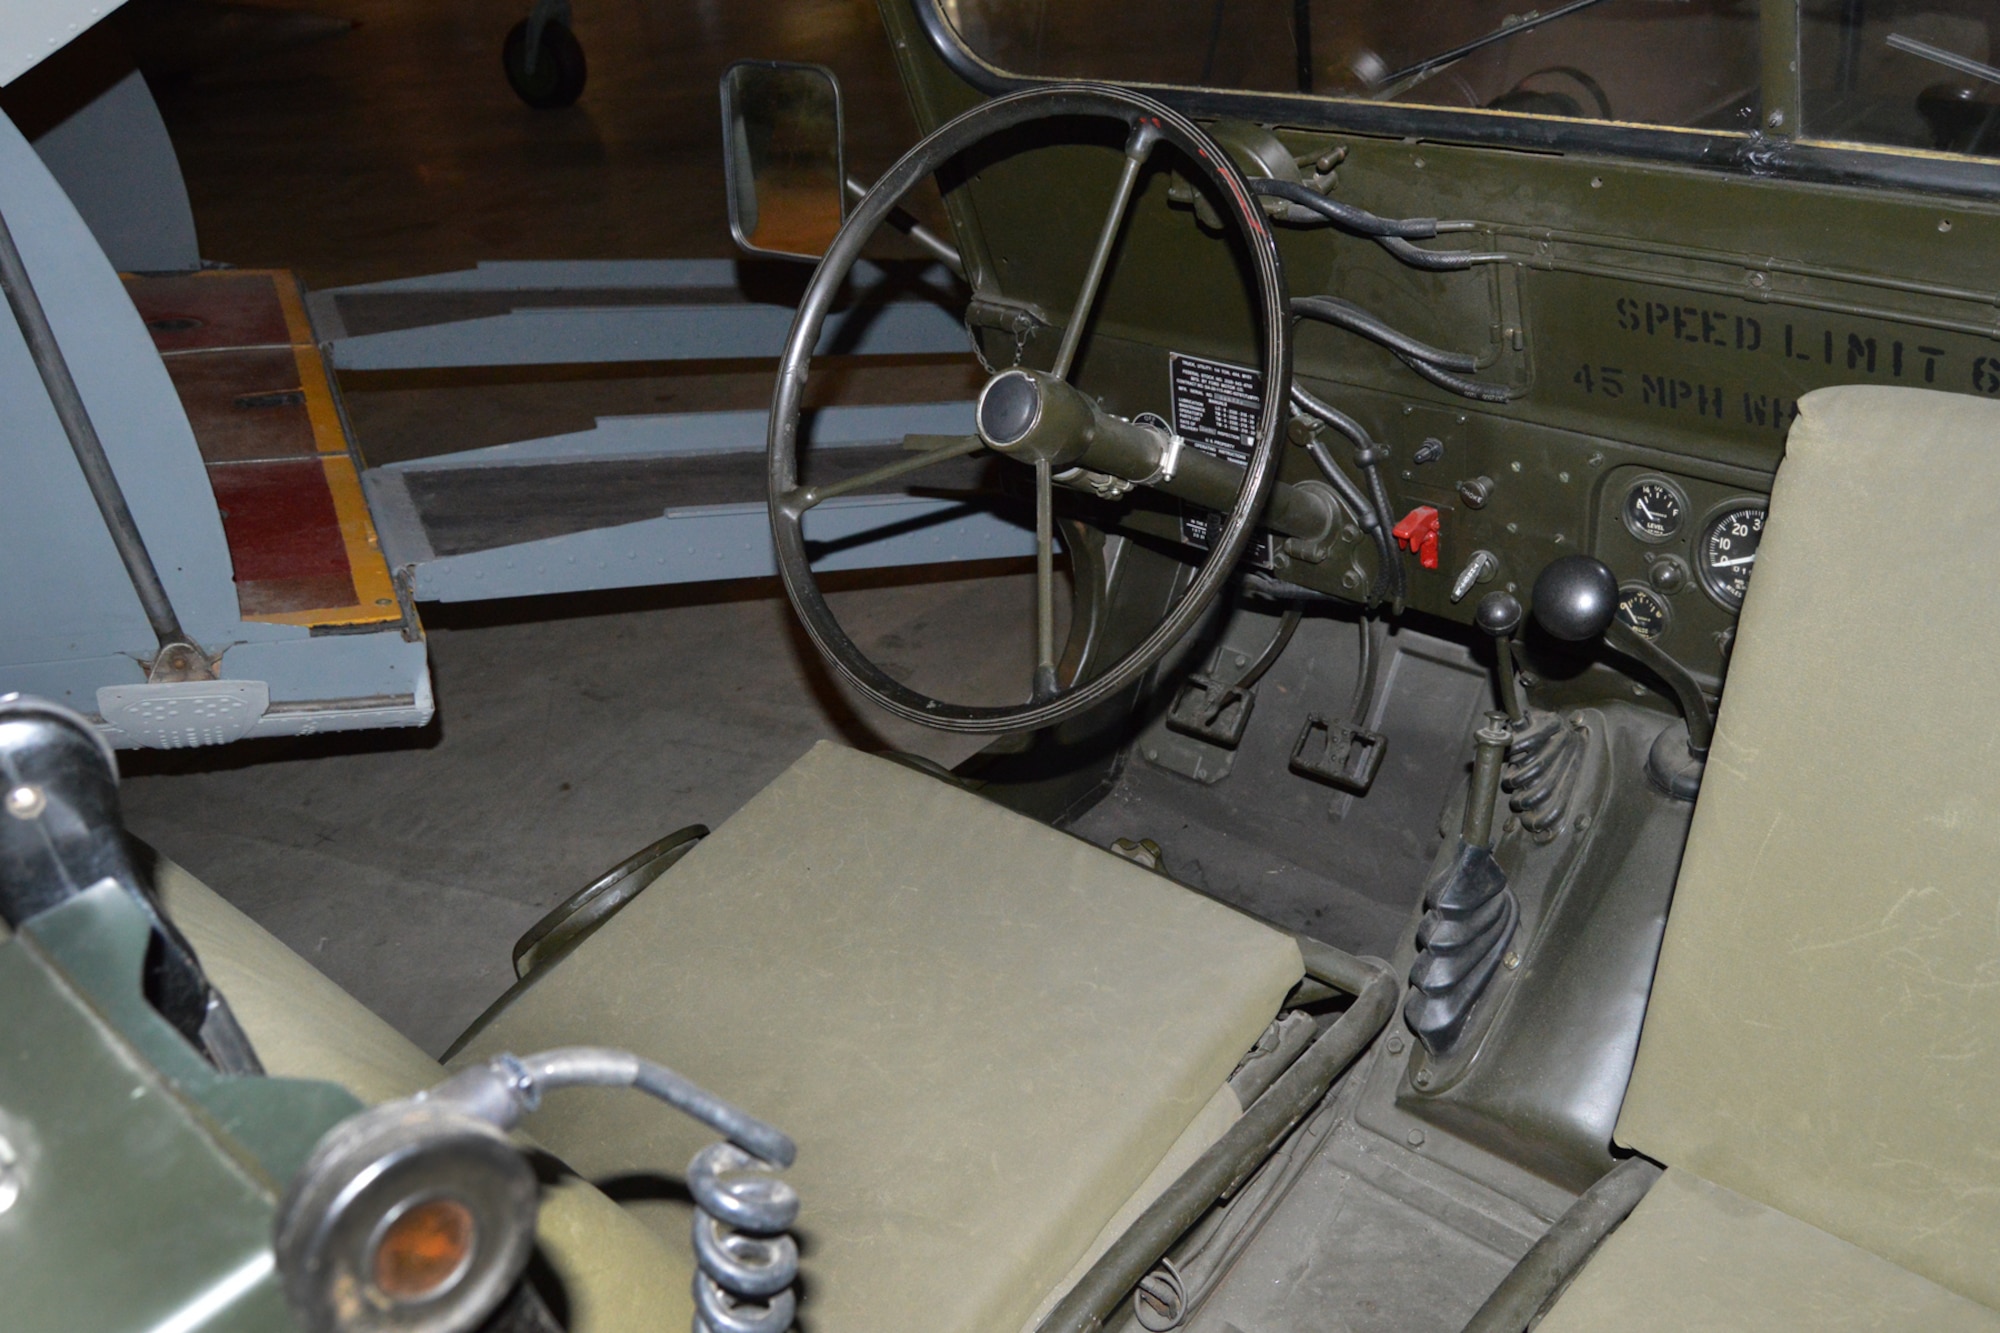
left=455, top=740, right=1304, bottom=1333
left=1600, top=386, right=2000, bottom=1312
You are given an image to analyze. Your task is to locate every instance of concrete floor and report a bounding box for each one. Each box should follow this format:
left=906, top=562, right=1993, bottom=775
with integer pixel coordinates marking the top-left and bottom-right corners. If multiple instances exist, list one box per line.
left=104, top=0, right=1031, bottom=1056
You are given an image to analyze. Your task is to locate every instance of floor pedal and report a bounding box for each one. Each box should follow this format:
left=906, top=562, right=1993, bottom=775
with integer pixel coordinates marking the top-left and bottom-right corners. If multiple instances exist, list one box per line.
left=1289, top=714, right=1387, bottom=794
left=1164, top=673, right=1256, bottom=749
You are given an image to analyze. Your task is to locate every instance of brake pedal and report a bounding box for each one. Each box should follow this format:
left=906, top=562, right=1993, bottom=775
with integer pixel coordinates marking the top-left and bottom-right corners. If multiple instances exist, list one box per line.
left=1289, top=713, right=1387, bottom=794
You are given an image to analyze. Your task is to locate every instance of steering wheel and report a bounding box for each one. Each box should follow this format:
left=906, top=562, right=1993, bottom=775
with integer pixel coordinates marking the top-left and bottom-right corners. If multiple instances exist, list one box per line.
left=767, top=84, right=1292, bottom=735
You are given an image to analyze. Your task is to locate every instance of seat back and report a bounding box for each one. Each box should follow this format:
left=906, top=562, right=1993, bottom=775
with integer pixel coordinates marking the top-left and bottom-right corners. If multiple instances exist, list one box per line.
left=1616, top=386, right=2000, bottom=1309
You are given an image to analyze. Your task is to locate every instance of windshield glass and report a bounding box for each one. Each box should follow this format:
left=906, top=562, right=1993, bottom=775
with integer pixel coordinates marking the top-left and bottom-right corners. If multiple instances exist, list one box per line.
left=1802, top=0, right=2000, bottom=154
left=937, top=0, right=1762, bottom=131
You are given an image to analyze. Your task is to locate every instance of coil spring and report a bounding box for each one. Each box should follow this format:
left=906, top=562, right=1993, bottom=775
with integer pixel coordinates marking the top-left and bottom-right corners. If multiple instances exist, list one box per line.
left=689, top=1141, right=800, bottom=1333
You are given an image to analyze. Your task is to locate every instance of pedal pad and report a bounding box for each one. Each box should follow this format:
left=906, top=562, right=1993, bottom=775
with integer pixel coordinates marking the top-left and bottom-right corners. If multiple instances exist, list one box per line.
left=1289, top=713, right=1387, bottom=794
left=1164, top=674, right=1255, bottom=749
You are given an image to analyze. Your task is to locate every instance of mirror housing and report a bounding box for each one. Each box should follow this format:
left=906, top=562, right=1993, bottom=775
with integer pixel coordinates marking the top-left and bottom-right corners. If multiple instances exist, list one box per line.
left=720, top=60, right=847, bottom=261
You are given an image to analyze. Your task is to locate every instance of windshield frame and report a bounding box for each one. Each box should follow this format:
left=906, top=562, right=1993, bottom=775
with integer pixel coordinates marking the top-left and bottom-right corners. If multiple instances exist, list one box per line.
left=910, top=0, right=2000, bottom=203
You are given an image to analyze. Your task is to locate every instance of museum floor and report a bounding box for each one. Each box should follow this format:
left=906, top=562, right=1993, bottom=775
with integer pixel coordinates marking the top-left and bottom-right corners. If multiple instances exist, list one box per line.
left=107, top=0, right=1023, bottom=1055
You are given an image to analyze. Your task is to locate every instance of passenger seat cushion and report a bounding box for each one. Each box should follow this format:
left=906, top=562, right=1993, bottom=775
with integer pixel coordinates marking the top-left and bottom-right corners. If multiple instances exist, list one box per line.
left=456, top=741, right=1304, bottom=1333
left=1534, top=1169, right=2000, bottom=1332
left=1615, top=386, right=2000, bottom=1309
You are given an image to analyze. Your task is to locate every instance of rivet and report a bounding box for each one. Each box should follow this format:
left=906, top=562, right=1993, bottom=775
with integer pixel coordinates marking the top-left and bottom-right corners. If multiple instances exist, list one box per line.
left=4, top=786, right=45, bottom=820
left=1939, top=219, right=1953, bottom=233
left=1509, top=460, right=1522, bottom=473
left=1144, top=748, right=1159, bottom=761
left=1590, top=176, right=1603, bottom=189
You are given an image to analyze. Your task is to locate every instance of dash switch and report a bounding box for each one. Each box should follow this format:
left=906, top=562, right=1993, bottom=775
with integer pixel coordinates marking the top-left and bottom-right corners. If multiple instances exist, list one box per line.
left=1393, top=505, right=1441, bottom=571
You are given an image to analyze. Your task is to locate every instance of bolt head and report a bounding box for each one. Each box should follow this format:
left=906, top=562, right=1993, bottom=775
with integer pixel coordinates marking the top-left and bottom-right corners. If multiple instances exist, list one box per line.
left=4, top=785, right=45, bottom=820
left=1503, top=951, right=1522, bottom=970
left=1407, top=1127, right=1428, bottom=1147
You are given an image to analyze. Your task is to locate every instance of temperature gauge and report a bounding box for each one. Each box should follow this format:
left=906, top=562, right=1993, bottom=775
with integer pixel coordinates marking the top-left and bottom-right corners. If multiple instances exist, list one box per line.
left=1697, top=505, right=1766, bottom=611
left=1622, top=478, right=1686, bottom=543
left=1617, top=584, right=1672, bottom=639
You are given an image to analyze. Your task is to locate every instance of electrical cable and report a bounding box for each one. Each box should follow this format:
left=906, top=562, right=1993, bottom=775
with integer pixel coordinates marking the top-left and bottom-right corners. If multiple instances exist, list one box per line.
left=1290, top=386, right=1407, bottom=607
left=1401, top=354, right=1523, bottom=402
left=1246, top=179, right=1507, bottom=269
left=1376, top=234, right=1510, bottom=270
left=1249, top=177, right=1442, bottom=238
left=1291, top=295, right=1483, bottom=372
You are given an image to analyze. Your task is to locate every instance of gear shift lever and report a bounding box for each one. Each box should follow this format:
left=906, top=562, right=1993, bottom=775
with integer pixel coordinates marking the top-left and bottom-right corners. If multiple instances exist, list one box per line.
left=1474, top=591, right=1527, bottom=724
left=1531, top=555, right=1714, bottom=794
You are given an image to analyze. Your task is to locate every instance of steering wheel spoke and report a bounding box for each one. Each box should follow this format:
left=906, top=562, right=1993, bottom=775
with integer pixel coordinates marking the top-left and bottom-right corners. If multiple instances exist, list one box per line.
left=1051, top=121, right=1160, bottom=381
left=783, top=433, right=985, bottom=515
left=1032, top=457, right=1060, bottom=703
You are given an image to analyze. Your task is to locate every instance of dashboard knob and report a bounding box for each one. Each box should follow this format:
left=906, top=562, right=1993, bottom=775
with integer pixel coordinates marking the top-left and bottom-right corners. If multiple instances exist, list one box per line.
left=1532, top=556, right=1618, bottom=642
left=1474, top=590, right=1522, bottom=639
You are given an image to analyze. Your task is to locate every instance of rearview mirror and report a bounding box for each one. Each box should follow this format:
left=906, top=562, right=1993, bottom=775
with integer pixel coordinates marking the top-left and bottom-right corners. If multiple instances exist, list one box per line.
left=720, top=60, right=847, bottom=261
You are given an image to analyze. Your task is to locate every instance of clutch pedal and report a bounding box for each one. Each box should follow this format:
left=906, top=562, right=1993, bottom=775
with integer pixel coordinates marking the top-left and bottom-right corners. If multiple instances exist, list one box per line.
left=1164, top=673, right=1256, bottom=749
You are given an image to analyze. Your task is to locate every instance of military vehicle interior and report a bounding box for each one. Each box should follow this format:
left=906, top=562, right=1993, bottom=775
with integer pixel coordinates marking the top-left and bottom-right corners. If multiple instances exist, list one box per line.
left=3, top=0, right=2000, bottom=1330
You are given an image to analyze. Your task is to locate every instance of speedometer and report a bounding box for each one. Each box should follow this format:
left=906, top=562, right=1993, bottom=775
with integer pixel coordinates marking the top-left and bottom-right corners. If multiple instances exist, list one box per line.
left=1697, top=505, right=1766, bottom=612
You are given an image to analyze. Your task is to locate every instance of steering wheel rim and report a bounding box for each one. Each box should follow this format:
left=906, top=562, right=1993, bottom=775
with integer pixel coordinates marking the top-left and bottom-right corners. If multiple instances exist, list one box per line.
left=767, top=83, right=1292, bottom=735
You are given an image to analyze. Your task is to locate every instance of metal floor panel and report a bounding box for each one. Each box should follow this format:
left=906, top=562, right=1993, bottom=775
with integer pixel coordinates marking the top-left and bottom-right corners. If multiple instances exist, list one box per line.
left=1065, top=613, right=1493, bottom=960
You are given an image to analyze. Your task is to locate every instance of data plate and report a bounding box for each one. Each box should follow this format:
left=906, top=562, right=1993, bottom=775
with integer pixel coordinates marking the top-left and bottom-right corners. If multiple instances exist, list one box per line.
left=1170, top=351, right=1272, bottom=565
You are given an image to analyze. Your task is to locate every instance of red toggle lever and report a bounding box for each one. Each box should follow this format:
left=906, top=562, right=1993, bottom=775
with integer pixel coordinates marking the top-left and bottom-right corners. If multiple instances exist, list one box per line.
left=1392, top=506, right=1441, bottom=571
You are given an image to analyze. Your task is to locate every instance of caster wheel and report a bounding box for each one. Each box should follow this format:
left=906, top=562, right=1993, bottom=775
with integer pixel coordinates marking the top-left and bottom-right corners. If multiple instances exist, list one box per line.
left=503, top=17, right=586, bottom=109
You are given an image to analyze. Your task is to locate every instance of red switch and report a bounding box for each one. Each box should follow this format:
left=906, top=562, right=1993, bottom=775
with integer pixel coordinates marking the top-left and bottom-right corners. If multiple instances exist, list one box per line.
left=1393, top=506, right=1441, bottom=571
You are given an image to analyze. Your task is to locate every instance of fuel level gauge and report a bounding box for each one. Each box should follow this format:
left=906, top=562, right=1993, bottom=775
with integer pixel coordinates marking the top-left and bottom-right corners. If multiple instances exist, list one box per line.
left=1622, top=477, right=1686, bottom=543
left=1617, top=583, right=1672, bottom=639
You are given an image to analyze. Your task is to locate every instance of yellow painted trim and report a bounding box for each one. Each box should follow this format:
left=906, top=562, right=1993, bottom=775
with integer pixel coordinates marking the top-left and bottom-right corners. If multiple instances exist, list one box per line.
left=294, top=343, right=349, bottom=456
left=242, top=454, right=400, bottom=628
left=268, top=270, right=319, bottom=348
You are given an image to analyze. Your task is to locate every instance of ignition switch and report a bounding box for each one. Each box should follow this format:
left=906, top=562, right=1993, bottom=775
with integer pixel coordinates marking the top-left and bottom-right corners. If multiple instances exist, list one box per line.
left=1393, top=506, right=1441, bottom=571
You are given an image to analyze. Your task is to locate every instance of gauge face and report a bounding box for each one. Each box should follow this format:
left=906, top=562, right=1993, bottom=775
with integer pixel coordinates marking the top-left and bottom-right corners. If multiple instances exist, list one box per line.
left=1622, top=478, right=1686, bottom=543
left=1697, top=505, right=1766, bottom=611
left=1617, top=584, right=1672, bottom=639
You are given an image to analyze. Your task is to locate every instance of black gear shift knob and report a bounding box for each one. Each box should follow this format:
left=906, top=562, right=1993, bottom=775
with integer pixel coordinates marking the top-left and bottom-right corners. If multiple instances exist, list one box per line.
left=1474, top=591, right=1523, bottom=639
left=1532, top=555, right=1618, bottom=642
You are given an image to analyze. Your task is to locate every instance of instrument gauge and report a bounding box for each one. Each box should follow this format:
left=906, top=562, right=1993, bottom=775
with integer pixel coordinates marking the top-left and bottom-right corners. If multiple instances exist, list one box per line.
left=1622, top=478, right=1686, bottom=543
left=1697, top=505, right=1766, bottom=612
left=1617, top=584, right=1672, bottom=640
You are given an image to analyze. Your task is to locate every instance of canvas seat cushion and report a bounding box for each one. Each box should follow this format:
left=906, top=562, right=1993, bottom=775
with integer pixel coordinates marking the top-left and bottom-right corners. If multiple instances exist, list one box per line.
left=455, top=741, right=1304, bottom=1333
left=1615, top=386, right=2000, bottom=1309
left=1535, top=1169, right=2000, bottom=1332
